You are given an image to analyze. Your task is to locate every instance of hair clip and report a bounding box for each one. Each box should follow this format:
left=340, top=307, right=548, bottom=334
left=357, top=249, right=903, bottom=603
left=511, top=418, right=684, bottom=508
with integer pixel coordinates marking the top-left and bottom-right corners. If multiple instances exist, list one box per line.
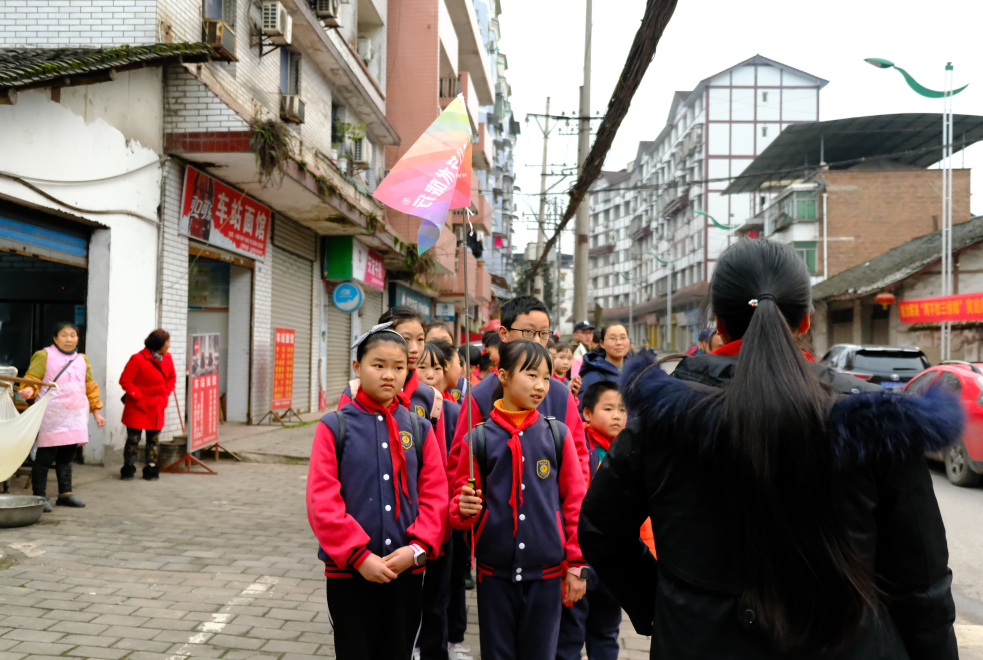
left=748, top=299, right=759, bottom=308
left=350, top=322, right=404, bottom=350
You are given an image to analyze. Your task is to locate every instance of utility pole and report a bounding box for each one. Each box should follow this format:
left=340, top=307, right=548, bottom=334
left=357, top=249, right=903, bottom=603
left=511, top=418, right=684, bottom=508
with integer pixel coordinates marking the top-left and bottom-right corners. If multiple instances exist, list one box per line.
left=534, top=97, right=551, bottom=299
left=555, top=198, right=563, bottom=331
left=572, top=0, right=592, bottom=324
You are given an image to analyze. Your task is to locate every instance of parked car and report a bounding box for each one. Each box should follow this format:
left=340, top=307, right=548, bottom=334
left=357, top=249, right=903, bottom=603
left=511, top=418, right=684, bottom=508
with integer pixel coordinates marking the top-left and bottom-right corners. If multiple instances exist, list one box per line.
left=820, top=345, right=930, bottom=389
left=903, top=361, right=983, bottom=487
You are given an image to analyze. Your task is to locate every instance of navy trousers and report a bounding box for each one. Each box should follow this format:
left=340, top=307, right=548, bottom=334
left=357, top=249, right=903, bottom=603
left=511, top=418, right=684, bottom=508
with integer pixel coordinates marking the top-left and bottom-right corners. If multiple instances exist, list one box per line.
left=419, top=545, right=453, bottom=660
left=448, top=530, right=470, bottom=644
left=477, top=574, right=562, bottom=660
left=555, top=572, right=622, bottom=660
left=326, top=571, right=424, bottom=660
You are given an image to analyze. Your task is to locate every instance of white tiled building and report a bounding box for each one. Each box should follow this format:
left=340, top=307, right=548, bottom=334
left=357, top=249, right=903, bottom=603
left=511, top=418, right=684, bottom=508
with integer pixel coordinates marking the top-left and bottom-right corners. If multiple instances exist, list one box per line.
left=588, top=55, right=827, bottom=351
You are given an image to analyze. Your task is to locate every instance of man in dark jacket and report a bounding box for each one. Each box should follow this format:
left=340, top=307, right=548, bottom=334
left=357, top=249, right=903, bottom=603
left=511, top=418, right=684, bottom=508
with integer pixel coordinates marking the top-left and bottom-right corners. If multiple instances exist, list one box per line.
left=578, top=351, right=960, bottom=660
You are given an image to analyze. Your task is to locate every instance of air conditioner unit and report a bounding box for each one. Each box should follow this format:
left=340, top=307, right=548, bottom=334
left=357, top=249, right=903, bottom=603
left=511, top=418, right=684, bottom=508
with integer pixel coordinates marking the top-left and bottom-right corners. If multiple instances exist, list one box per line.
left=280, top=94, right=306, bottom=124
left=262, top=1, right=292, bottom=45
left=315, top=0, right=341, bottom=26
left=356, top=36, right=372, bottom=62
left=203, top=19, right=237, bottom=62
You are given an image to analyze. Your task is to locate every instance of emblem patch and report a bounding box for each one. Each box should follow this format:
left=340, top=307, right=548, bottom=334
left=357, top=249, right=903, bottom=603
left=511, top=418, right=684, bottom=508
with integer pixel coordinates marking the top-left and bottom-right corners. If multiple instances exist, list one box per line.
left=400, top=431, right=414, bottom=450
left=536, top=459, right=551, bottom=479
left=413, top=404, right=427, bottom=417
left=451, top=389, right=461, bottom=402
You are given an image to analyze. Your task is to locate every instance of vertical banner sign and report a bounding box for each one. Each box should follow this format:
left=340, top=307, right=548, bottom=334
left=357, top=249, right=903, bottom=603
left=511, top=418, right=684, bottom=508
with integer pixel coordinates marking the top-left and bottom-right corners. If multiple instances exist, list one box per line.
left=188, top=333, right=220, bottom=452
left=272, top=328, right=295, bottom=410
left=179, top=166, right=271, bottom=260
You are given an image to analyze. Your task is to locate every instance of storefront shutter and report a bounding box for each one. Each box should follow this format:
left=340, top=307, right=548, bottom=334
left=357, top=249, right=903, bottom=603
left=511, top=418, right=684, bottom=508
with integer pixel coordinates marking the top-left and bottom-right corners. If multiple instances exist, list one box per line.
left=324, top=285, right=352, bottom=401
left=272, top=243, right=313, bottom=413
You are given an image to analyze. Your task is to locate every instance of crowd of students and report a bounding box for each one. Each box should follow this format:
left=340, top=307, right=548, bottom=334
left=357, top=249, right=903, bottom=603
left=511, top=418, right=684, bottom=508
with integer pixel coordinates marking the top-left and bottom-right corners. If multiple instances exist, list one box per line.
left=306, top=295, right=631, bottom=660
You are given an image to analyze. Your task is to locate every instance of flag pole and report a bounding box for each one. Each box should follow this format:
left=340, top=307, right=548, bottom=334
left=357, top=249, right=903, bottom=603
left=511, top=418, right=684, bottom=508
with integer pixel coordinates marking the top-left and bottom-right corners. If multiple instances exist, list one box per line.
left=463, top=212, right=476, bottom=495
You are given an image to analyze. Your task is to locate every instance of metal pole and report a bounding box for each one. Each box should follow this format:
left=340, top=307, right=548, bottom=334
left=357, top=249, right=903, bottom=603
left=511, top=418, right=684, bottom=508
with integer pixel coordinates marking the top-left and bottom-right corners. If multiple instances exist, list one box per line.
left=666, top=261, right=673, bottom=351
left=573, top=0, right=592, bottom=323
left=534, top=97, right=550, bottom=299
left=463, top=239, right=476, bottom=493
left=942, top=63, right=954, bottom=360
left=555, top=199, right=562, bottom=332
left=823, top=192, right=828, bottom=280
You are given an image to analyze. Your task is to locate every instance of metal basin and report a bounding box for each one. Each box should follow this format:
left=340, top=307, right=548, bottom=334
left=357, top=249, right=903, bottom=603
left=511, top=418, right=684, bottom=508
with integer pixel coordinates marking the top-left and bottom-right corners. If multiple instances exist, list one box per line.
left=0, top=495, right=45, bottom=528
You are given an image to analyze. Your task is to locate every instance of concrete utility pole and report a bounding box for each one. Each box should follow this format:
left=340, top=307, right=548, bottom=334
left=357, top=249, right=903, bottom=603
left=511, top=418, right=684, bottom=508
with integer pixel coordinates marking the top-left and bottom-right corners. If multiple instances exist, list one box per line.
left=534, top=97, right=551, bottom=298
left=555, top=198, right=562, bottom=329
left=572, top=0, right=592, bottom=323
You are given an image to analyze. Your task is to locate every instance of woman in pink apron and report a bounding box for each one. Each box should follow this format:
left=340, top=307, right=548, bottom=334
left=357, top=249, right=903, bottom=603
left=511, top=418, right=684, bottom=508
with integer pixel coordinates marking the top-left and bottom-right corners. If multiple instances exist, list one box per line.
left=19, top=322, right=106, bottom=512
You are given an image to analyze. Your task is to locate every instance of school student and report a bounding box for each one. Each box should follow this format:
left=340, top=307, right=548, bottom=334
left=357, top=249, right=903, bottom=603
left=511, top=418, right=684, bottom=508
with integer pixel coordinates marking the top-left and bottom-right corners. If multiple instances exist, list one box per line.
left=307, top=328, right=449, bottom=660
left=338, top=306, right=447, bottom=458
left=481, top=331, right=502, bottom=370
left=550, top=341, right=574, bottom=384
left=441, top=341, right=467, bottom=405
left=451, top=341, right=588, bottom=660
left=474, top=353, right=494, bottom=384
left=425, top=322, right=456, bottom=347
left=448, top=296, right=590, bottom=490
left=556, top=381, right=624, bottom=660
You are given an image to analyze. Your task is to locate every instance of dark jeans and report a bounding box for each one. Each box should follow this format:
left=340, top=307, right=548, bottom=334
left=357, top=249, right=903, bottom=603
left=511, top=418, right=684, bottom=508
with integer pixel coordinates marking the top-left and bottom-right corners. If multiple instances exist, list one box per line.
left=448, top=530, right=471, bottom=644
left=420, top=546, right=452, bottom=659
left=477, top=575, right=562, bottom=660
left=556, top=571, right=622, bottom=660
left=327, top=572, right=424, bottom=659
left=32, top=444, right=77, bottom=497
left=123, top=427, right=161, bottom=478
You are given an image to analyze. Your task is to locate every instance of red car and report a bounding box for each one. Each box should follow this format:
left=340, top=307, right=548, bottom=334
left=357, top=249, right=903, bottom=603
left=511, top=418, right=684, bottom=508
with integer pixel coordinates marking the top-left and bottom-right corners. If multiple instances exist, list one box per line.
left=903, top=361, right=983, bottom=487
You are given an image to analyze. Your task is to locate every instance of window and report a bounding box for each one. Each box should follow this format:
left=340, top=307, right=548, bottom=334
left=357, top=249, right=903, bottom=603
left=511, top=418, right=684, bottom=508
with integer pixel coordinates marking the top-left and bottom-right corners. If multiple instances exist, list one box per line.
left=602, top=255, right=610, bottom=267
left=795, top=191, right=817, bottom=219
left=280, top=49, right=301, bottom=95
left=937, top=372, right=963, bottom=394
left=793, top=241, right=818, bottom=274
left=761, top=91, right=769, bottom=103
left=604, top=210, right=610, bottom=223
left=591, top=277, right=598, bottom=289
left=906, top=372, right=938, bottom=396
left=761, top=126, right=768, bottom=138
left=589, top=257, right=597, bottom=268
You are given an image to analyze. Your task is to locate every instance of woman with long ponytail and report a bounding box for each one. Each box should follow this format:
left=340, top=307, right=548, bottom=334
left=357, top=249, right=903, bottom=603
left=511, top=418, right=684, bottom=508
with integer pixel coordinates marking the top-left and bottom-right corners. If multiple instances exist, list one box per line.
left=579, top=239, right=962, bottom=659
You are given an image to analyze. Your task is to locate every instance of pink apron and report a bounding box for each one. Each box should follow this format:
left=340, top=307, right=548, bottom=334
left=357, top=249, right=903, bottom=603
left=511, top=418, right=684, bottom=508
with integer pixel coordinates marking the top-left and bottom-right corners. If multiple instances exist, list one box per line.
left=36, top=346, right=89, bottom=448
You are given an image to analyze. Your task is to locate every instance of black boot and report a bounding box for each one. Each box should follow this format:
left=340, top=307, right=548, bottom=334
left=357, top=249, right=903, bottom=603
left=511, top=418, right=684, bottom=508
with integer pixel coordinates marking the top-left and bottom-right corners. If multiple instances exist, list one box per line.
left=56, top=494, right=85, bottom=507
left=120, top=464, right=136, bottom=480
left=142, top=463, right=160, bottom=481
left=54, top=457, right=73, bottom=497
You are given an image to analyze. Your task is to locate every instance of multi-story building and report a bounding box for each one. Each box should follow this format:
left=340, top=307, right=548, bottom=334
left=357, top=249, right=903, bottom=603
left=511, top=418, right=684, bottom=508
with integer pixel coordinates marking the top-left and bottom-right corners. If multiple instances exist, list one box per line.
left=0, top=0, right=409, bottom=461
left=588, top=55, right=827, bottom=351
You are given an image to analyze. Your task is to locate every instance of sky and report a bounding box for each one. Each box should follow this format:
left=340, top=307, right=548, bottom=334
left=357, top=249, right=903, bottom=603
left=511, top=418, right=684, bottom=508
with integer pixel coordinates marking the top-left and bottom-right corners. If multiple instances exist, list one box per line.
left=498, top=0, right=983, bottom=258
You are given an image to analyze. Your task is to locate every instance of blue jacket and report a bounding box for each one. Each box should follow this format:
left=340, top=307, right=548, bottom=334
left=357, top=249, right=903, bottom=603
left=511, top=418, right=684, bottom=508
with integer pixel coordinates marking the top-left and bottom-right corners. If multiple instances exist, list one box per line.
left=442, top=399, right=461, bottom=455
left=576, top=350, right=622, bottom=410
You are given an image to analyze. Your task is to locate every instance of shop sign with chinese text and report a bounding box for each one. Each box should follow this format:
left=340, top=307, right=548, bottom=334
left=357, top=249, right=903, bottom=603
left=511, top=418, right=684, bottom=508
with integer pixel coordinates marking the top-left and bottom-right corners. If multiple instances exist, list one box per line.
left=322, top=236, right=385, bottom=290
left=179, top=166, right=270, bottom=260
left=899, top=293, right=983, bottom=323
left=272, top=328, right=295, bottom=410
left=188, top=333, right=220, bottom=452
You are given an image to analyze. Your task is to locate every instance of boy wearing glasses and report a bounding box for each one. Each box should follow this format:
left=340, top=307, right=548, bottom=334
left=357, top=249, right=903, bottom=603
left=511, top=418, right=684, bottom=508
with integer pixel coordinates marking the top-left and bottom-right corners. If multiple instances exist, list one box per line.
left=446, top=296, right=591, bottom=488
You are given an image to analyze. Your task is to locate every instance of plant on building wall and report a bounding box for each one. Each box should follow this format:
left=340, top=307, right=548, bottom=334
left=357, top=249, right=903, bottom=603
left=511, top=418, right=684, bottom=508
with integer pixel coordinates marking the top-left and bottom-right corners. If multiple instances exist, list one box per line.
left=364, top=212, right=384, bottom=235
left=333, top=121, right=367, bottom=177
left=250, top=118, right=294, bottom=186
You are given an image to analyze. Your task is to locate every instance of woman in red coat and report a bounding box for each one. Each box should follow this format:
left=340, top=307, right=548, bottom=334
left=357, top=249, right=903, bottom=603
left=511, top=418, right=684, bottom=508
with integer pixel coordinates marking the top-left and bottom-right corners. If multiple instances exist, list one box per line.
left=119, top=329, right=176, bottom=481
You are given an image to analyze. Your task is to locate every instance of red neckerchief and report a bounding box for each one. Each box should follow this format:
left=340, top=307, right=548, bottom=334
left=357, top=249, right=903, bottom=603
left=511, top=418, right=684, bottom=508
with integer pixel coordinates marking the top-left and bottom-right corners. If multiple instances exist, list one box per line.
left=585, top=426, right=613, bottom=452
left=712, top=339, right=817, bottom=362
left=554, top=373, right=568, bottom=383
left=354, top=389, right=409, bottom=519
left=489, top=406, right=540, bottom=535
left=398, top=369, right=420, bottom=409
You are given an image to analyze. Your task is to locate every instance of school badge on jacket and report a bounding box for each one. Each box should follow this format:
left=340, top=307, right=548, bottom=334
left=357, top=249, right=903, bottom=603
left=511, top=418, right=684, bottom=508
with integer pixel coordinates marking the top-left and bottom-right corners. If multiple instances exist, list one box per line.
left=536, top=459, right=550, bottom=479
left=414, top=404, right=427, bottom=417
left=400, top=431, right=414, bottom=450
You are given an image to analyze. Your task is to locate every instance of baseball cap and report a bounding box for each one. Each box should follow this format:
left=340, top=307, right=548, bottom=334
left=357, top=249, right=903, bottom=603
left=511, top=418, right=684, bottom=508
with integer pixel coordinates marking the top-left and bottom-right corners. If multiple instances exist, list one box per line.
left=573, top=321, right=594, bottom=332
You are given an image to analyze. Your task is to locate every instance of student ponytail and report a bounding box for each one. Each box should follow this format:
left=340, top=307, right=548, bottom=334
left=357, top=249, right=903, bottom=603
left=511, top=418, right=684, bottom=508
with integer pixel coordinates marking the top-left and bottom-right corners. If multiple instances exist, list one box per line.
left=711, top=240, right=876, bottom=651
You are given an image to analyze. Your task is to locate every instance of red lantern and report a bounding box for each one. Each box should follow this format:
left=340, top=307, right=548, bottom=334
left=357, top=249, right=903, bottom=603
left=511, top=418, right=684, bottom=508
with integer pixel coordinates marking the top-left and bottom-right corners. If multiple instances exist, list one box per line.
left=875, top=292, right=896, bottom=310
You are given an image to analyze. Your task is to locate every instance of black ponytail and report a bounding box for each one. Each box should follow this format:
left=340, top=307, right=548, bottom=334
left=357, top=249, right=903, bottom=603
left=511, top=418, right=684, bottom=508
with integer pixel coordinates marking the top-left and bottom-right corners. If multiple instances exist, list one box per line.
left=712, top=239, right=876, bottom=651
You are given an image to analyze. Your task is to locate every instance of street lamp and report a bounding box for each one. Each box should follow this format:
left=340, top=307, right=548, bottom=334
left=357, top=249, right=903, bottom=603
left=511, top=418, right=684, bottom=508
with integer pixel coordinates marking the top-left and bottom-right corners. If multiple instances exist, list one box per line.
left=865, top=58, right=969, bottom=360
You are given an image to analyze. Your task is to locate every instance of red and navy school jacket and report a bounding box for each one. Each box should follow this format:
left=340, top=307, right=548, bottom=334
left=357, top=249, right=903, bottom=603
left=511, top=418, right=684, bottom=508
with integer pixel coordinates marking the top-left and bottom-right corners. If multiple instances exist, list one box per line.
left=306, top=400, right=449, bottom=576
left=449, top=411, right=586, bottom=581
left=338, top=370, right=447, bottom=469
left=447, top=373, right=590, bottom=491
left=444, top=375, right=467, bottom=405
left=442, top=399, right=461, bottom=456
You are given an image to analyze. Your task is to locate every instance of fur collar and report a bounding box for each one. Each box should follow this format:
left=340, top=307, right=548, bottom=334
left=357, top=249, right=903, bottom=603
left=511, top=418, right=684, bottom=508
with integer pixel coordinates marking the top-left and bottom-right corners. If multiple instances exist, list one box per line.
left=620, top=353, right=964, bottom=464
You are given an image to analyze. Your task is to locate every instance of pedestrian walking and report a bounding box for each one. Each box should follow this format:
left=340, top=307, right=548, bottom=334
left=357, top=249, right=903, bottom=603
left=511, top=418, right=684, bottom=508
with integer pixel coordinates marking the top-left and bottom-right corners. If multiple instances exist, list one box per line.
left=571, top=321, right=594, bottom=360
left=557, top=380, right=626, bottom=660
left=119, top=329, right=176, bottom=481
left=425, top=322, right=455, bottom=346
left=579, top=239, right=961, bottom=659
left=451, top=340, right=587, bottom=660
left=549, top=341, right=574, bottom=384
left=574, top=324, right=630, bottom=409
left=447, top=295, right=590, bottom=494
left=18, top=322, right=106, bottom=511
left=307, top=327, right=448, bottom=660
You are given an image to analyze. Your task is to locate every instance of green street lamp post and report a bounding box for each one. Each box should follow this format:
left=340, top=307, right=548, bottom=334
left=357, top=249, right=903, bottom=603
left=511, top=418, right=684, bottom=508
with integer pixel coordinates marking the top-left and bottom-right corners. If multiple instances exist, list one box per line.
left=865, top=58, right=968, bottom=360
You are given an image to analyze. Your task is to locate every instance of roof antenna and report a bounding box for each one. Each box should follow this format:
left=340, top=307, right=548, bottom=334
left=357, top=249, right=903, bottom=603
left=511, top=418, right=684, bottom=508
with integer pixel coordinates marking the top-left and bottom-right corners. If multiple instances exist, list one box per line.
left=820, top=134, right=826, bottom=167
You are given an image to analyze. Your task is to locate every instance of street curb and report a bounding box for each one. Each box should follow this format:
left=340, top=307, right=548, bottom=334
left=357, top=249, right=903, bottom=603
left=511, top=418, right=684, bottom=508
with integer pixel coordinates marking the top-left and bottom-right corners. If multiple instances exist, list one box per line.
left=236, top=451, right=310, bottom=465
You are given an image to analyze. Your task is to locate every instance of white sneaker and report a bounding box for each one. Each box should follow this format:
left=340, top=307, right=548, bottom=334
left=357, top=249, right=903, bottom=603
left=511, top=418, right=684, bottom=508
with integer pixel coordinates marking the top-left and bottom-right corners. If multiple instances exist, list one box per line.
left=449, top=643, right=473, bottom=660
left=412, top=648, right=421, bottom=660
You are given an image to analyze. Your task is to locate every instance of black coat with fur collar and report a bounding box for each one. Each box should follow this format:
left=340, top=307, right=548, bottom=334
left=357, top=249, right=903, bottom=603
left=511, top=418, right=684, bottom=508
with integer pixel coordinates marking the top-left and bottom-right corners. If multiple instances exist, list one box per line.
left=579, top=352, right=961, bottom=660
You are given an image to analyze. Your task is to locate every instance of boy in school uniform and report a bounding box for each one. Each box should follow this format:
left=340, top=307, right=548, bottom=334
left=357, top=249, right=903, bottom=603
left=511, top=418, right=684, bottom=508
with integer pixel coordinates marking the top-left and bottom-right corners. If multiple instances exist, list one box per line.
left=556, top=381, right=626, bottom=660
left=307, top=327, right=448, bottom=660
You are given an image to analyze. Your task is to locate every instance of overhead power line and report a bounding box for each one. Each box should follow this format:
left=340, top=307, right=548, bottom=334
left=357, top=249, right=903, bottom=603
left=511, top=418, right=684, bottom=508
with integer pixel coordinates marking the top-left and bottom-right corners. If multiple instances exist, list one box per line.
left=527, top=0, right=679, bottom=281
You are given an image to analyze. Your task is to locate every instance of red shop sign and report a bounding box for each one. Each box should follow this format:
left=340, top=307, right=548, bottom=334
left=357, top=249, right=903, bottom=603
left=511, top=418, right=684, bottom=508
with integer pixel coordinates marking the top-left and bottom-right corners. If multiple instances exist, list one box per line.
left=188, top=332, right=221, bottom=452
left=179, top=166, right=270, bottom=260
left=899, top=292, right=983, bottom=324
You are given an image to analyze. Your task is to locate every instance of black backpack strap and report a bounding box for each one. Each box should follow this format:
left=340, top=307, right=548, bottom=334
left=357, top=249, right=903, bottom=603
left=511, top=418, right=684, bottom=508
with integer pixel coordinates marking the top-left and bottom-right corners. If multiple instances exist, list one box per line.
left=473, top=422, right=487, bottom=488
left=544, top=416, right=563, bottom=472
left=334, top=411, right=346, bottom=467
left=410, top=410, right=424, bottom=479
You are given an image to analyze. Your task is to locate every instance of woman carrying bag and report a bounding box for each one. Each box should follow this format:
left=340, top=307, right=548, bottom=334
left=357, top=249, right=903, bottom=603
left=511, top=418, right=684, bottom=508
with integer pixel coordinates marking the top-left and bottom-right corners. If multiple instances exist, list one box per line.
left=119, top=329, right=176, bottom=481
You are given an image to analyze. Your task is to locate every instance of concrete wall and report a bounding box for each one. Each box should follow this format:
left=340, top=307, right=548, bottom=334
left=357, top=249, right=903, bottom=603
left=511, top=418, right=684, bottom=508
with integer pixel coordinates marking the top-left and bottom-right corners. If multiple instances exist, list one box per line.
left=0, top=89, right=163, bottom=463
left=820, top=168, right=972, bottom=277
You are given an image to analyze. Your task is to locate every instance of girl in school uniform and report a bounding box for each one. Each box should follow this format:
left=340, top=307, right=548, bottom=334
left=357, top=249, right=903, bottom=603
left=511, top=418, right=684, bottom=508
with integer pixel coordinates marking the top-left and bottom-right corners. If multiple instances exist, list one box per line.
left=451, top=340, right=588, bottom=660
left=307, top=326, right=449, bottom=660
left=338, top=306, right=447, bottom=455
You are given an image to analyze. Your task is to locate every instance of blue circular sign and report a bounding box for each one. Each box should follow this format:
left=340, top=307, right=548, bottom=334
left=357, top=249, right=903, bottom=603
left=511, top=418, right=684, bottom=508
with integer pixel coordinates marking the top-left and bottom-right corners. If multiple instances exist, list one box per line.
left=332, top=282, right=364, bottom=313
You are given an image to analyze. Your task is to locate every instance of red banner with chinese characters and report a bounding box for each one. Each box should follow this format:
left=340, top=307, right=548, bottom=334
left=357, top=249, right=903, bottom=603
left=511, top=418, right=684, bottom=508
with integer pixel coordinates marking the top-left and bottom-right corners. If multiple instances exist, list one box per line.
left=364, top=249, right=386, bottom=290
left=179, top=166, right=270, bottom=260
left=899, top=293, right=983, bottom=323
left=188, top=333, right=220, bottom=452
left=272, top=328, right=295, bottom=410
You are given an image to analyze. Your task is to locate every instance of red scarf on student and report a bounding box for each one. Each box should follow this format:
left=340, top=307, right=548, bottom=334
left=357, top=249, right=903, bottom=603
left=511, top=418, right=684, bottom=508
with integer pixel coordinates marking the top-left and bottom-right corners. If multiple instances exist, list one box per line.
left=712, top=339, right=817, bottom=362
left=398, top=369, right=420, bottom=410
left=355, top=389, right=410, bottom=519
left=489, top=404, right=539, bottom=535
left=585, top=426, right=613, bottom=452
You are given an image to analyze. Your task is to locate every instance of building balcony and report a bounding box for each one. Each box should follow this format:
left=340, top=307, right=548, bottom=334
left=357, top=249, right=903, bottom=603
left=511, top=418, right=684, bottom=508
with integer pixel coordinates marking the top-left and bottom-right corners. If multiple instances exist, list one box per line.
left=440, top=71, right=479, bottom=135
left=589, top=243, right=614, bottom=257
left=443, top=0, right=494, bottom=105
left=662, top=190, right=689, bottom=218
left=434, top=247, right=478, bottom=302
left=475, top=261, right=492, bottom=304
left=473, top=122, right=493, bottom=171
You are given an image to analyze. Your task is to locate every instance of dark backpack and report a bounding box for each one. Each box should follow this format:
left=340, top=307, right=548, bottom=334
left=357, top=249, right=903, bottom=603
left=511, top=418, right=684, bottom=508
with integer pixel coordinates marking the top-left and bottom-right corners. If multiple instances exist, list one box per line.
left=329, top=410, right=425, bottom=479
left=472, top=416, right=563, bottom=487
